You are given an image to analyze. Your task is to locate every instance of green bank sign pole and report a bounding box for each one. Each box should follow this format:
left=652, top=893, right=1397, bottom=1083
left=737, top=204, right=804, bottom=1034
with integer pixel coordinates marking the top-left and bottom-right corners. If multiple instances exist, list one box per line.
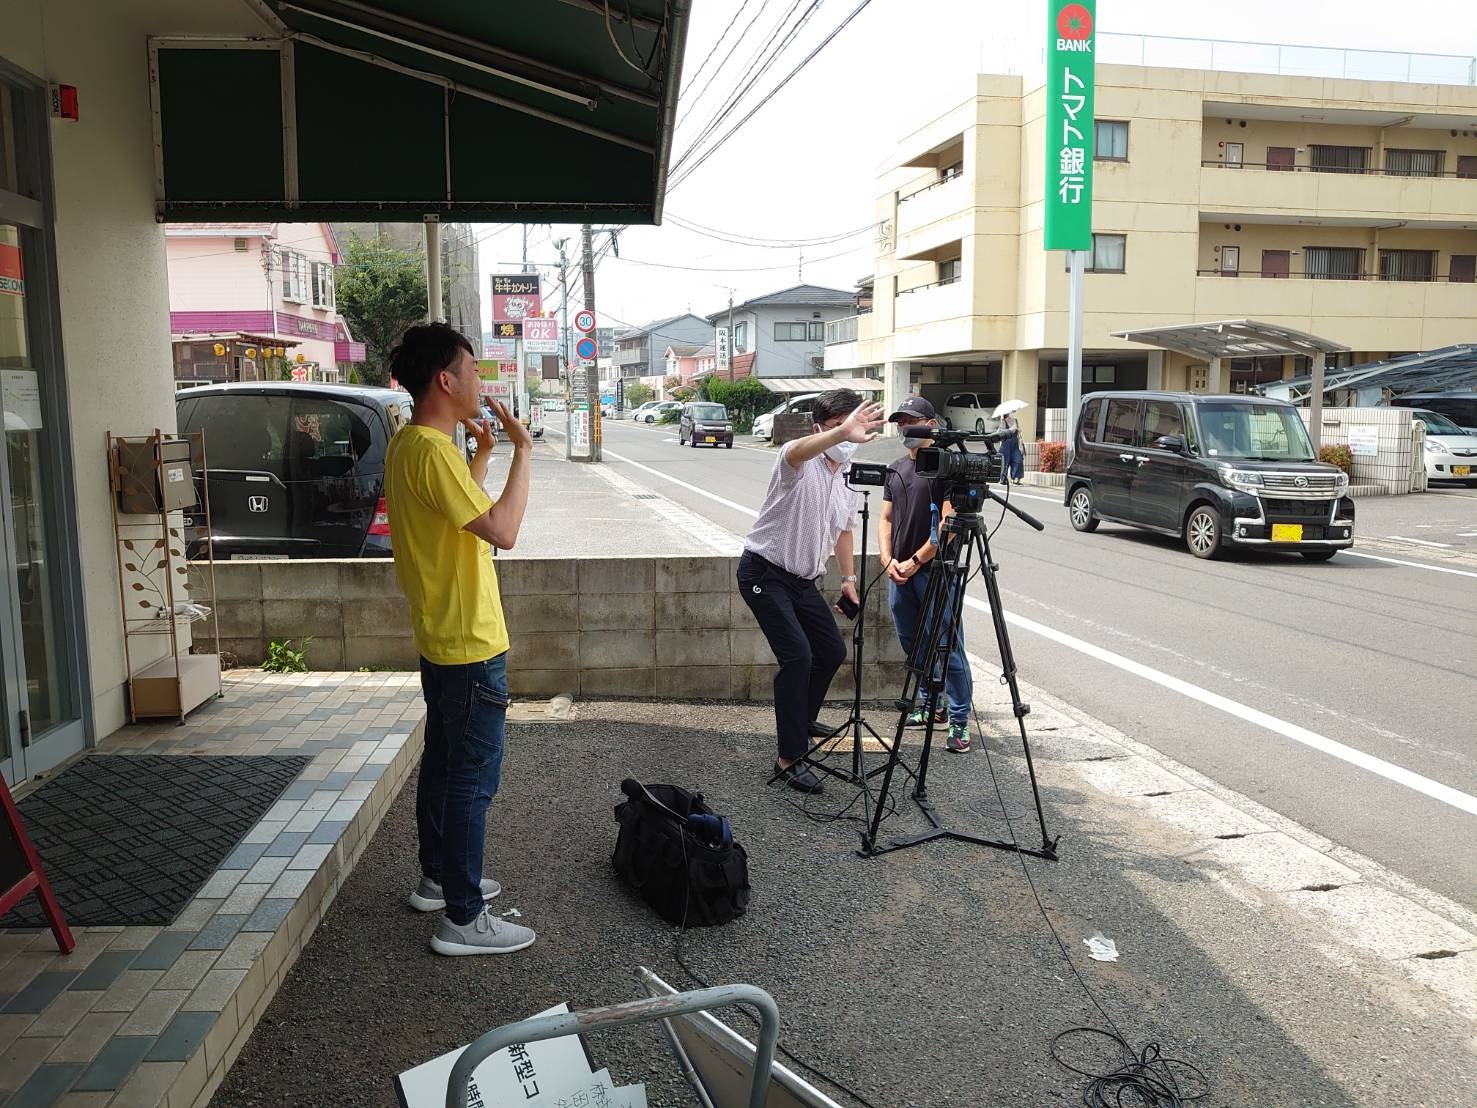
left=1044, top=0, right=1096, bottom=454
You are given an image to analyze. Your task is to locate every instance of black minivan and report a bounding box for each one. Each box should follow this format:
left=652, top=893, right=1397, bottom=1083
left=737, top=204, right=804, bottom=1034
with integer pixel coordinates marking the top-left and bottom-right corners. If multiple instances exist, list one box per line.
left=176, top=383, right=412, bottom=559
left=1064, top=391, right=1356, bottom=561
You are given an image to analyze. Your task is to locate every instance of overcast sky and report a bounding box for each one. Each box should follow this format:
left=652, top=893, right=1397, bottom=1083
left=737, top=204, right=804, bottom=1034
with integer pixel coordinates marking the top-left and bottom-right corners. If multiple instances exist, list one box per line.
left=477, top=0, right=1476, bottom=337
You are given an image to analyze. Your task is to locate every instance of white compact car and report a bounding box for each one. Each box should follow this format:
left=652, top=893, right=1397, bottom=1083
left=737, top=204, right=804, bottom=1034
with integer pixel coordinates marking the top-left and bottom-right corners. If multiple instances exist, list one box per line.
left=941, top=391, right=1000, bottom=434
left=751, top=393, right=819, bottom=441
left=1414, top=408, right=1477, bottom=486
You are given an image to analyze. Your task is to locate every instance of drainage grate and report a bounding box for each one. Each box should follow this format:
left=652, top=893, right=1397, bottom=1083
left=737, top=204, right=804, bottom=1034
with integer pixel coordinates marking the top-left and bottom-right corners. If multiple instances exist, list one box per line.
left=1300, top=883, right=1342, bottom=892
left=1214, top=833, right=1248, bottom=840
left=1414, top=950, right=1458, bottom=960
left=633, top=494, right=660, bottom=500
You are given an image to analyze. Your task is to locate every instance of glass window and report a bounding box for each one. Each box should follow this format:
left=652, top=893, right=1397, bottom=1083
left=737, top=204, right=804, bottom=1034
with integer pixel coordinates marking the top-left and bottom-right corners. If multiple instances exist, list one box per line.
left=808, top=321, right=824, bottom=341
left=941, top=160, right=963, bottom=181
left=774, top=322, right=807, bottom=341
left=1380, top=249, right=1436, bottom=282
left=688, top=403, right=727, bottom=421
left=1411, top=409, right=1463, bottom=434
left=1092, top=365, right=1117, bottom=384
left=1385, top=149, right=1443, bottom=177
left=1070, top=235, right=1126, bottom=273
left=1080, top=397, right=1104, bottom=442
left=180, top=394, right=291, bottom=477
left=734, top=321, right=748, bottom=352
left=1196, top=400, right=1314, bottom=461
left=1305, top=246, right=1363, bottom=280
left=1101, top=399, right=1140, bottom=446
left=1140, top=400, right=1185, bottom=445
left=1309, top=144, right=1369, bottom=173
left=1095, top=120, right=1129, bottom=160
left=288, top=397, right=371, bottom=479
left=939, top=258, right=961, bottom=284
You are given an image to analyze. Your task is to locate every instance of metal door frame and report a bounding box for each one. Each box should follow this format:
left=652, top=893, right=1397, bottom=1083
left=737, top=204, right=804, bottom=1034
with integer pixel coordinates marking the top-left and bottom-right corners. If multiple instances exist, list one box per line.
left=0, top=61, right=92, bottom=786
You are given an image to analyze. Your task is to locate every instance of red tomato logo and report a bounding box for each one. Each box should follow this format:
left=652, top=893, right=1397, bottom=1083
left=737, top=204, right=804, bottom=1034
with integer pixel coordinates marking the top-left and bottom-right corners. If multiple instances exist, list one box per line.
left=1057, top=3, right=1093, bottom=39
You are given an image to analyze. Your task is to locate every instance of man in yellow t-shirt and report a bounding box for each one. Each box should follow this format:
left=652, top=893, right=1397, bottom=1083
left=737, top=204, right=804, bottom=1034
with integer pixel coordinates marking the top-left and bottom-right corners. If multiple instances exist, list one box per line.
left=382, top=323, right=535, bottom=957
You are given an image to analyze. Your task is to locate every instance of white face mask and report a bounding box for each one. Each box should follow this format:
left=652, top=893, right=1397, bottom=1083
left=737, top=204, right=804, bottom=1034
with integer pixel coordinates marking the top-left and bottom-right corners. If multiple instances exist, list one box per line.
left=824, top=440, right=858, bottom=464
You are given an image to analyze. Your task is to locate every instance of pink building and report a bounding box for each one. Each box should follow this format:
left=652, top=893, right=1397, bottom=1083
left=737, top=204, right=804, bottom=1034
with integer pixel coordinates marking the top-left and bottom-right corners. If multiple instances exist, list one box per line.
left=165, top=222, right=365, bottom=386
left=662, top=342, right=717, bottom=388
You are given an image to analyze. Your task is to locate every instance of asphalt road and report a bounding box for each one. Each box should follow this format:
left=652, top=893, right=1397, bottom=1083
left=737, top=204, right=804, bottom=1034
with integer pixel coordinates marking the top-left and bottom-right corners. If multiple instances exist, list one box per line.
left=581, top=417, right=1477, bottom=912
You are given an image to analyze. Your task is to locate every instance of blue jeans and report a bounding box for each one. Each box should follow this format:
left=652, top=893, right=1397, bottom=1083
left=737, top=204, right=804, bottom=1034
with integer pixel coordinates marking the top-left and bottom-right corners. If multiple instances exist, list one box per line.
left=888, top=566, right=973, bottom=725
left=416, top=655, right=509, bottom=925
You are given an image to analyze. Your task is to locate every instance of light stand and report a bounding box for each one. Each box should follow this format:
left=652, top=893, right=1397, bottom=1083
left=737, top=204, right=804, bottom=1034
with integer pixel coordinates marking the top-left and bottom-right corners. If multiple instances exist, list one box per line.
left=858, top=484, right=1058, bottom=862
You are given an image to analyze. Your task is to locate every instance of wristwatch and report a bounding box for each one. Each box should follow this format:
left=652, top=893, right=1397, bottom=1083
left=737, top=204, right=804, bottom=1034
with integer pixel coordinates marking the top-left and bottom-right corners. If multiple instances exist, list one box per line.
left=841, top=574, right=858, bottom=583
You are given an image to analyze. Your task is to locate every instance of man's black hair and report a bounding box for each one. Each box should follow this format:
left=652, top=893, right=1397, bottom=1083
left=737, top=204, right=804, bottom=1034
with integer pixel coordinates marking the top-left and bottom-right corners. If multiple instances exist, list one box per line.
left=811, top=388, right=863, bottom=427
left=388, top=322, right=474, bottom=399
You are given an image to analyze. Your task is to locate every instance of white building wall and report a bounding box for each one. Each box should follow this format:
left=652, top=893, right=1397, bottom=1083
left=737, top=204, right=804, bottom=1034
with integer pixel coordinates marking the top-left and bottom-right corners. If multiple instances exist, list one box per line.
left=4, top=0, right=266, bottom=738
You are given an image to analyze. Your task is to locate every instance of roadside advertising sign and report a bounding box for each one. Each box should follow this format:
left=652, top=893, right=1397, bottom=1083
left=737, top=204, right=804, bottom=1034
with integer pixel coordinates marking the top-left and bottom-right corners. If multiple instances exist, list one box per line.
left=491, top=274, right=542, bottom=322
left=1044, top=1, right=1096, bottom=251
left=524, top=317, right=559, bottom=354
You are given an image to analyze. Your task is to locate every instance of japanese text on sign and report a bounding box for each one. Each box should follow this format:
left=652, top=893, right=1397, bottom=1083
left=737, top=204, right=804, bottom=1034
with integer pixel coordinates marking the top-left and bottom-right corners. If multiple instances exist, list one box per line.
left=491, top=274, right=543, bottom=322
left=1043, top=1, right=1096, bottom=251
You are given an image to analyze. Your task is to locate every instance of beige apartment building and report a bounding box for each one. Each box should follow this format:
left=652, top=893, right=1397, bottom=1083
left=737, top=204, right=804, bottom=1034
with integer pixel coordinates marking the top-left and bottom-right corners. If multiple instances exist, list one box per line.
left=826, top=59, right=1477, bottom=435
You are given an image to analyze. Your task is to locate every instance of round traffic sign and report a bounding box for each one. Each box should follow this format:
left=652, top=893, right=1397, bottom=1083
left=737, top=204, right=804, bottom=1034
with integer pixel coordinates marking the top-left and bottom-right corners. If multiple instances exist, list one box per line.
left=574, top=309, right=597, bottom=334
left=575, top=336, right=598, bottom=361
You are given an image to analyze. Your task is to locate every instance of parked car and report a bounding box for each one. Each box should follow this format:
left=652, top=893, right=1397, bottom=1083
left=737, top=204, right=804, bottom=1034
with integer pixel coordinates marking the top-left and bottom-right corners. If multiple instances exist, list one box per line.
left=639, top=400, right=682, bottom=424
left=678, top=402, right=734, bottom=448
left=1064, top=391, right=1354, bottom=561
left=941, top=392, right=1001, bottom=434
left=1393, top=392, right=1477, bottom=434
left=627, top=400, right=661, bottom=422
left=540, top=395, right=566, bottom=414
left=175, top=382, right=412, bottom=559
left=752, top=393, right=819, bottom=441
left=1410, top=408, right=1477, bottom=486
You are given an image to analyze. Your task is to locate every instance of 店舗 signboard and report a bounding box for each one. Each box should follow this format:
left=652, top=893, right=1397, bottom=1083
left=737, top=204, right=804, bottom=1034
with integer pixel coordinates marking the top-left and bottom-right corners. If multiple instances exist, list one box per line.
left=523, top=317, right=559, bottom=354
left=0, top=243, right=23, bottom=296
left=1044, top=1, right=1096, bottom=251
left=490, top=274, right=542, bottom=322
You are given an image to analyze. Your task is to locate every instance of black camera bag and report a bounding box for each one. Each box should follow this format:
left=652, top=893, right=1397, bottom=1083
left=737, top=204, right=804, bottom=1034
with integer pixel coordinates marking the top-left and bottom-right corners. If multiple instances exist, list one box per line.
left=612, top=779, right=750, bottom=927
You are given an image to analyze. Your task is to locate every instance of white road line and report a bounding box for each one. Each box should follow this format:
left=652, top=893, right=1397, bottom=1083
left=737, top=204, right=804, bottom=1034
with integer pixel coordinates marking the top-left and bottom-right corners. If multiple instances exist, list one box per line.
left=602, top=452, right=1477, bottom=815
left=966, top=596, right=1477, bottom=819
left=1386, top=535, right=1454, bottom=548
left=1458, top=532, right=1477, bottom=538
left=1343, top=550, right=1477, bottom=579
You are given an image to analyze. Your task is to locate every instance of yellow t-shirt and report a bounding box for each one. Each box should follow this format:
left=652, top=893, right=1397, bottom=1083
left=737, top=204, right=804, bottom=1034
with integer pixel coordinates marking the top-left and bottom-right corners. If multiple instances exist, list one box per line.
left=383, top=425, right=509, bottom=665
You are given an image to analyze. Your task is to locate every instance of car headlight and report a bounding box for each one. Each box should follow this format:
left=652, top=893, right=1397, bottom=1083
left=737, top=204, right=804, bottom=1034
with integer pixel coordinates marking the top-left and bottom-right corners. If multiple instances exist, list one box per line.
left=1216, top=464, right=1264, bottom=492
left=1424, top=440, right=1445, bottom=454
left=1333, top=470, right=1348, bottom=492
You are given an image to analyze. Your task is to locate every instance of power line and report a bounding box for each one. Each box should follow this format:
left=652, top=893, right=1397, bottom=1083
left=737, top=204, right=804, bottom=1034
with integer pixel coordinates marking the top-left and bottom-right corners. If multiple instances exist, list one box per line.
left=675, top=0, right=762, bottom=112
left=601, top=240, right=870, bottom=273
left=671, top=0, right=878, bottom=191
left=666, top=213, right=880, bottom=249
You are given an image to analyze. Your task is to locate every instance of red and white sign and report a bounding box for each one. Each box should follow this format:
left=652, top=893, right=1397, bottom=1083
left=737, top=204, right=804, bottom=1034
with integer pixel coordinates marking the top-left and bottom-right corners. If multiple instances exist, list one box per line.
left=0, top=243, right=23, bottom=296
left=574, top=309, right=597, bottom=334
left=290, top=366, right=309, bottom=382
left=523, top=318, right=559, bottom=354
left=490, top=274, right=542, bottom=323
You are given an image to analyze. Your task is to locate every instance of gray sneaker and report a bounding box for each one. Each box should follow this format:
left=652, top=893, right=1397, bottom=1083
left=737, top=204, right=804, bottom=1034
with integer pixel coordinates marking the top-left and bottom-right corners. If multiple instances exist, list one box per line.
left=430, top=908, right=536, bottom=956
left=408, top=876, right=502, bottom=913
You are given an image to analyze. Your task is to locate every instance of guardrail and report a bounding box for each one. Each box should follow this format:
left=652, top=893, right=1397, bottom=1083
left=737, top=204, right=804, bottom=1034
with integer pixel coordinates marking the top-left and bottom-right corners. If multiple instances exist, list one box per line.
left=825, top=315, right=858, bottom=345
left=1201, top=160, right=1477, bottom=178
left=1196, top=269, right=1476, bottom=282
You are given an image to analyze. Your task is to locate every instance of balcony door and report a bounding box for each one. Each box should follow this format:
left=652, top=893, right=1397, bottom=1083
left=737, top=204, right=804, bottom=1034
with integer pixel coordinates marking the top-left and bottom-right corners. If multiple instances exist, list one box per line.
left=1261, top=250, right=1290, bottom=279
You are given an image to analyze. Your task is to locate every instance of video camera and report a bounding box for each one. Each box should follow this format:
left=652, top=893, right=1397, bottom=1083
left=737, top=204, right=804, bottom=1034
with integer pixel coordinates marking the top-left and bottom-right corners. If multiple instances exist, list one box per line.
left=902, top=426, right=1006, bottom=513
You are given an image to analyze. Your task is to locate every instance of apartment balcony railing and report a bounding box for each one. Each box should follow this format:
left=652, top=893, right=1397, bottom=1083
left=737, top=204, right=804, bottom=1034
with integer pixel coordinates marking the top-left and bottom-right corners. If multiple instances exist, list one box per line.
left=1100, top=32, right=1475, bottom=85
left=1202, top=160, right=1477, bottom=179
left=825, top=315, right=858, bottom=345
left=1196, top=269, right=1476, bottom=283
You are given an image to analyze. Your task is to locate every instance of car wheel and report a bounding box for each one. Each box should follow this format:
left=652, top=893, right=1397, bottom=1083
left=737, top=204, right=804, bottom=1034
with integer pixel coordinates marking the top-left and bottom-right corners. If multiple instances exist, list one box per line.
left=725, top=442, right=733, bottom=449
left=1067, top=486, right=1099, bottom=533
left=690, top=435, right=698, bottom=448
left=975, top=418, right=986, bottom=434
left=1184, top=505, right=1223, bottom=559
left=1301, top=550, right=1337, bottom=562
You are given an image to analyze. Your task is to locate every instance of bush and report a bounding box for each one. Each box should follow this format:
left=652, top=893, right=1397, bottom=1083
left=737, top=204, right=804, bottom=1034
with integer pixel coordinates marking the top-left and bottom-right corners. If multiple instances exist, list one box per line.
left=625, top=383, right=655, bottom=408
left=698, top=376, right=774, bottom=433
left=1318, top=444, right=1353, bottom=476
left=1038, top=440, right=1067, bottom=473
left=262, top=637, right=311, bottom=674
left=658, top=407, right=681, bottom=424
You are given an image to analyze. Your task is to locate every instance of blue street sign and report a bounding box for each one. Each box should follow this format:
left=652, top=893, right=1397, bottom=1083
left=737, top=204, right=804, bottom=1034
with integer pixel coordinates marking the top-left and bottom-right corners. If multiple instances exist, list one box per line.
left=575, top=336, right=598, bottom=361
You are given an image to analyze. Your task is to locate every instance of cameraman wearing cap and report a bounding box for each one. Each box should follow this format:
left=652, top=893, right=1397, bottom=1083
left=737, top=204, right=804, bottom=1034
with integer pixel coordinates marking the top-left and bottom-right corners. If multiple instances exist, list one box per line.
left=878, top=396, right=974, bottom=753
left=738, top=389, right=886, bottom=794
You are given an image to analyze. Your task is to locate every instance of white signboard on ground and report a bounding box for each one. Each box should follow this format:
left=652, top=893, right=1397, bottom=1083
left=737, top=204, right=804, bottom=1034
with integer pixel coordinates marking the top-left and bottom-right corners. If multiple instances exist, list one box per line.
left=1347, top=425, right=1379, bottom=458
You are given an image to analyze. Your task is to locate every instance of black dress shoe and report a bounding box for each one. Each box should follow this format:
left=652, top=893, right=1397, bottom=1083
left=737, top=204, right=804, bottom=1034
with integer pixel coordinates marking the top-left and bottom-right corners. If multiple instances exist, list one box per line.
left=808, top=720, right=838, bottom=739
left=773, top=760, right=824, bottom=794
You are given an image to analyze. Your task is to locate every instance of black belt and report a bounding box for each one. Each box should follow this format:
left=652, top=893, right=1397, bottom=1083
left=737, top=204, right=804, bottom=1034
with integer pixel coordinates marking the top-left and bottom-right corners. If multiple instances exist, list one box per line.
left=740, top=549, right=822, bottom=587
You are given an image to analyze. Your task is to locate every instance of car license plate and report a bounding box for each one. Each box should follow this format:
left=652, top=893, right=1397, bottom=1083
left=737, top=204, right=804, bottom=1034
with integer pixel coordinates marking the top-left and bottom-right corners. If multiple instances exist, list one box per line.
left=1271, top=523, right=1303, bottom=542
left=705, top=436, right=716, bottom=443
left=1454, top=465, right=1471, bottom=477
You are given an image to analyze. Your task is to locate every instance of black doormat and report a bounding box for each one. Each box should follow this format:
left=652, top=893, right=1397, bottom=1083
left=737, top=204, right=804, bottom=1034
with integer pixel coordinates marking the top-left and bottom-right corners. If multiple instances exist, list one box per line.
left=1, top=754, right=311, bottom=929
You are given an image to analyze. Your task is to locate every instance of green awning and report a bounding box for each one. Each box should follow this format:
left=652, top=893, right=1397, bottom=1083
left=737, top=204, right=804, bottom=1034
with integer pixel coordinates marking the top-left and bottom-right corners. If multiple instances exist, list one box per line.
left=150, top=0, right=688, bottom=223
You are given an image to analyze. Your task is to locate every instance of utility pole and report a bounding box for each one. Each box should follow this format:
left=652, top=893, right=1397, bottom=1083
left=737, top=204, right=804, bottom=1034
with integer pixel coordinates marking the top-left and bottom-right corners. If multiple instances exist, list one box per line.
left=579, top=223, right=601, bottom=461
left=727, top=290, right=735, bottom=382
left=517, top=224, right=530, bottom=432
left=555, top=237, right=571, bottom=461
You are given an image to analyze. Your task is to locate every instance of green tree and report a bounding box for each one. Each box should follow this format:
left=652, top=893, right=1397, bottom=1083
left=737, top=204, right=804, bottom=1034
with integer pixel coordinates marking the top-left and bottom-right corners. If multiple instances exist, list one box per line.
left=625, top=382, right=655, bottom=407
left=334, top=233, right=447, bottom=388
left=697, top=376, right=774, bottom=432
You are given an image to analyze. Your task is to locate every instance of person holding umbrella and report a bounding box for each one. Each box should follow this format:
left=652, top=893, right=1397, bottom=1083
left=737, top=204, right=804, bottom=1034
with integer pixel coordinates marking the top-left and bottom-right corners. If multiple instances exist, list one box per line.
left=994, top=399, right=1027, bottom=485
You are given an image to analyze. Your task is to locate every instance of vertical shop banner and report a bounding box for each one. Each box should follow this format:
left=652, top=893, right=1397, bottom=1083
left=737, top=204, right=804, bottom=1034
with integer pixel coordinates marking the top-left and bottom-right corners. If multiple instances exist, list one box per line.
left=490, top=274, right=542, bottom=323
left=1044, top=1, right=1096, bottom=251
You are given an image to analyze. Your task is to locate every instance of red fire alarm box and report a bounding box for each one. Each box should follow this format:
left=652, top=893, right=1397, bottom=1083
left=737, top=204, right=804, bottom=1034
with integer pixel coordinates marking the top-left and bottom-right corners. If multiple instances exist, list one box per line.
left=48, top=84, right=79, bottom=122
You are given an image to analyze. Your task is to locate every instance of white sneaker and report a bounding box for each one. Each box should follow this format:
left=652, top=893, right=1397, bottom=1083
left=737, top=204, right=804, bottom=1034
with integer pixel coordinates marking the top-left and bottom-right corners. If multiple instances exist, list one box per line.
left=430, top=908, right=537, bottom=956
left=407, top=876, right=502, bottom=913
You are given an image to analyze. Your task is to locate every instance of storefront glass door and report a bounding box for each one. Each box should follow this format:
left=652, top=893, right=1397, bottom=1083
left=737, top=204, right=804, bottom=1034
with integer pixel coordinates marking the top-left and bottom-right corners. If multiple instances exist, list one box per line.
left=1, top=79, right=86, bottom=786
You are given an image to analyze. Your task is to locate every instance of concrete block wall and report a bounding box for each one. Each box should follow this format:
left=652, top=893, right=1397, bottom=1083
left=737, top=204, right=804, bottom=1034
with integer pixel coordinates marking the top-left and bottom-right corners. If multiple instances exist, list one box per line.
left=195, top=556, right=911, bottom=702
left=1299, top=408, right=1419, bottom=494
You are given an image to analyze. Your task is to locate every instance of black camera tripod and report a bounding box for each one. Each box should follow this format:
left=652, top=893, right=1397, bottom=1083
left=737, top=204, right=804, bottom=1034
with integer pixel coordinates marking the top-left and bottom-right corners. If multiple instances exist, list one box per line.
left=858, top=487, right=1059, bottom=861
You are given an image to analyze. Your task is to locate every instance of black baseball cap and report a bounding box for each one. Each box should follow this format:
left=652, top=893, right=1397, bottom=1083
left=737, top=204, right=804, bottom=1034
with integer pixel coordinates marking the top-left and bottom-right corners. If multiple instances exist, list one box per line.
left=888, top=395, right=936, bottom=422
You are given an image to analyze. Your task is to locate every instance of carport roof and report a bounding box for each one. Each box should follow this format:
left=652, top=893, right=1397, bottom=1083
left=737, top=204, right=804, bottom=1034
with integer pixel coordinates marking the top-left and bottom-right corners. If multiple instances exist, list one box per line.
left=1110, top=320, right=1350, bottom=360
left=761, top=377, right=884, bottom=394
left=151, top=0, right=689, bottom=223
left=1266, top=344, right=1477, bottom=403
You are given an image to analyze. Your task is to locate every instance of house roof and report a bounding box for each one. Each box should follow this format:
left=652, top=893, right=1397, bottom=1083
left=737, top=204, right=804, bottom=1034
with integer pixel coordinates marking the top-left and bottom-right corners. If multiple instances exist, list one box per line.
left=617, top=313, right=711, bottom=341
left=706, top=284, right=854, bottom=321
left=663, top=343, right=705, bottom=357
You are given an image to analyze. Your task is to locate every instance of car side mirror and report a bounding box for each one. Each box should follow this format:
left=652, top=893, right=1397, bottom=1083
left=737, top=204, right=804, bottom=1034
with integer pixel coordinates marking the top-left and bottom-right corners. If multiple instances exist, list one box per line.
left=1153, top=434, right=1186, bottom=453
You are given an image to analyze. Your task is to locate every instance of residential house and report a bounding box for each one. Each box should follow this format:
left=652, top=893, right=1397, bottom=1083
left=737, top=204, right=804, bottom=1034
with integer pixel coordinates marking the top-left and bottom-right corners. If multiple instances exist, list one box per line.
left=166, top=222, right=365, bottom=385
left=825, top=48, right=1477, bottom=434
left=706, top=285, right=855, bottom=379
left=663, top=343, right=717, bottom=387
left=613, top=313, right=712, bottom=386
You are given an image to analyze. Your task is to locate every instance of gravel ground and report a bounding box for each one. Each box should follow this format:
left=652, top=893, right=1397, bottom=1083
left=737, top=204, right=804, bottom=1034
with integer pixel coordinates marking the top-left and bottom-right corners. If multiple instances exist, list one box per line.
left=211, top=701, right=1466, bottom=1107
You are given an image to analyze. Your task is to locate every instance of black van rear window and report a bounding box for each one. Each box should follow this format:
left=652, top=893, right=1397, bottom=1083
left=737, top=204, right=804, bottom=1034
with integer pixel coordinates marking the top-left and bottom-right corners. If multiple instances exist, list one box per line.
left=179, top=394, right=291, bottom=477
